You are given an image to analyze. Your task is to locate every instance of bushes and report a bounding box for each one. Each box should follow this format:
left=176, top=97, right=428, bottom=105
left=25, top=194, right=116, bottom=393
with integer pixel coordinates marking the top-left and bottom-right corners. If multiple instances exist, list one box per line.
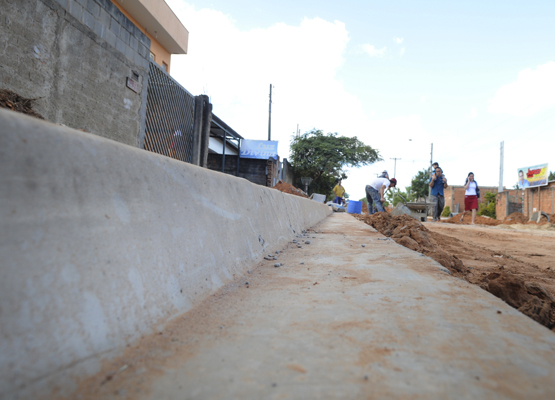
left=441, top=206, right=451, bottom=217
left=478, top=192, right=496, bottom=218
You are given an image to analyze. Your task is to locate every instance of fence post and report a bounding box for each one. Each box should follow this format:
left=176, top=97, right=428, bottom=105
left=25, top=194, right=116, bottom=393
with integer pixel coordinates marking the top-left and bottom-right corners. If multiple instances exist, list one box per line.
left=200, top=95, right=212, bottom=168
left=137, top=67, right=150, bottom=149
left=191, top=95, right=205, bottom=166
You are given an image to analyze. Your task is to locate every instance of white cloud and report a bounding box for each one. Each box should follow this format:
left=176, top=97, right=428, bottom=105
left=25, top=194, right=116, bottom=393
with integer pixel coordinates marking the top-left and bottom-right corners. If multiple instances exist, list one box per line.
left=393, top=37, right=404, bottom=44
left=165, top=1, right=430, bottom=200
left=488, top=61, right=555, bottom=117
left=420, top=96, right=427, bottom=103
left=399, top=47, right=405, bottom=56
left=361, top=44, right=387, bottom=57
left=465, top=107, right=478, bottom=119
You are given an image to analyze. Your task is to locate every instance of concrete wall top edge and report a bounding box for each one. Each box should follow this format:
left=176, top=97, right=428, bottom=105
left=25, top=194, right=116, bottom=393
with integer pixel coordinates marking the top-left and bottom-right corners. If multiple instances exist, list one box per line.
left=0, top=109, right=331, bottom=397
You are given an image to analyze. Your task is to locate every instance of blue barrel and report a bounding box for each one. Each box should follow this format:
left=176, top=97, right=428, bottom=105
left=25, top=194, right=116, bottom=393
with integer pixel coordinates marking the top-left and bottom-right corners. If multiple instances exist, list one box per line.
left=347, top=200, right=363, bottom=214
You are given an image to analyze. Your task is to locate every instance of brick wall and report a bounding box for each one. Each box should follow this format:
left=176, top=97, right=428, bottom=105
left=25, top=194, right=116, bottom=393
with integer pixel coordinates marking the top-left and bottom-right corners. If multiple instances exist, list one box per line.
left=0, top=0, right=150, bottom=146
left=445, top=185, right=498, bottom=213
left=524, top=181, right=555, bottom=217
left=496, top=182, right=555, bottom=220
left=496, top=190, right=524, bottom=220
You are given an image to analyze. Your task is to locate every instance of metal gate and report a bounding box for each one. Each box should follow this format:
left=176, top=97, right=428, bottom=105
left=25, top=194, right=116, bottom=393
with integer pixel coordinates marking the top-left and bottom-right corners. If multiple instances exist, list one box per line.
left=144, top=62, right=195, bottom=163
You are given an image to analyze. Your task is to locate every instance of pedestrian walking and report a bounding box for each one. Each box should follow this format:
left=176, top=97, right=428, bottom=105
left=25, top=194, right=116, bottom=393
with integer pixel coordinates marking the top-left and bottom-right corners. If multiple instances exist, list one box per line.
left=460, top=172, right=480, bottom=224
left=428, top=166, right=448, bottom=221
left=366, top=177, right=397, bottom=214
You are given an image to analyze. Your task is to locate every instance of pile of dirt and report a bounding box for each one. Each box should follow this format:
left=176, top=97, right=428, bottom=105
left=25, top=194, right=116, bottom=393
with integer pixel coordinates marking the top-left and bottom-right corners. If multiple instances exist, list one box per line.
left=361, top=201, right=369, bottom=214
left=0, top=89, right=44, bottom=119
left=355, top=213, right=466, bottom=274
left=503, top=212, right=528, bottom=225
left=271, top=180, right=308, bottom=198
left=488, top=272, right=555, bottom=329
left=443, top=213, right=502, bottom=226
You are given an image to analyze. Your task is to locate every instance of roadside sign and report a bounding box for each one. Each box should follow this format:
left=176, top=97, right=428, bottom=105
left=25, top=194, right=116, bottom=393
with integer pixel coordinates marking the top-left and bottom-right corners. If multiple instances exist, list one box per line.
left=516, top=163, right=549, bottom=189
left=240, top=140, right=278, bottom=159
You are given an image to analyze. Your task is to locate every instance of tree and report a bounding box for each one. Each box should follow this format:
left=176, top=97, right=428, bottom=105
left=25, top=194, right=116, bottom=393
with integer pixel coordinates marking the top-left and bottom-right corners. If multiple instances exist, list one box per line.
left=385, top=189, right=410, bottom=207
left=408, top=169, right=430, bottom=200
left=549, top=171, right=555, bottom=181
left=478, top=192, right=496, bottom=219
left=290, top=129, right=382, bottom=194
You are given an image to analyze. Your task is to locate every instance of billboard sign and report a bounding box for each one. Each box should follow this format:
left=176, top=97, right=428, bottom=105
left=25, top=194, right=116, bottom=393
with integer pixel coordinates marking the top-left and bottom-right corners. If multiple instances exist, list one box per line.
left=240, top=140, right=278, bottom=159
left=516, top=163, right=549, bottom=189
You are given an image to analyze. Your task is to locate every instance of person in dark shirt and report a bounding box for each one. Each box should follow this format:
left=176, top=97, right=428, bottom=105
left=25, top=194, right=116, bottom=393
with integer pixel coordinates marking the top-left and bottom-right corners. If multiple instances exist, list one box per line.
left=428, top=166, right=448, bottom=222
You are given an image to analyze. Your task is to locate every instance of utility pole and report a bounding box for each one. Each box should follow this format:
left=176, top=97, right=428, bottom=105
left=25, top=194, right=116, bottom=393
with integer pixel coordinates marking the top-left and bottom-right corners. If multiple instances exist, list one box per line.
left=390, top=158, right=401, bottom=178
left=428, top=143, right=433, bottom=197
left=390, top=158, right=401, bottom=198
left=268, top=84, right=272, bottom=141
left=499, top=141, right=504, bottom=193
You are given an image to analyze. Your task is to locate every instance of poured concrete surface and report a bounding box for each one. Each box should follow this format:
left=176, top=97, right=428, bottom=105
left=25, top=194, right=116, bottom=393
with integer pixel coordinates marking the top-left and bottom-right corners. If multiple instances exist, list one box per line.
left=0, top=109, right=330, bottom=399
left=71, top=213, right=555, bottom=400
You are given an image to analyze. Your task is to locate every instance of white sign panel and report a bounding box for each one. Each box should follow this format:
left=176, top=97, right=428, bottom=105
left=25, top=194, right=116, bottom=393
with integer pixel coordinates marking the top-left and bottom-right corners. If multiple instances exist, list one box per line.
left=240, top=140, right=278, bottom=159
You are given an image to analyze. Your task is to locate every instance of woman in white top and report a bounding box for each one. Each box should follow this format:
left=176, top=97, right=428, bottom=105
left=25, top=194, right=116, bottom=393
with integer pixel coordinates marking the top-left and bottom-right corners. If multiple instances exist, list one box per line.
left=460, top=172, right=479, bottom=224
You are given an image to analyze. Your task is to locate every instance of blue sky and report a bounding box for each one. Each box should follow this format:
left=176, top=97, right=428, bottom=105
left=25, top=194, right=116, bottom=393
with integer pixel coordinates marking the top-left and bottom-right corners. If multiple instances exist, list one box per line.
left=167, top=0, right=555, bottom=200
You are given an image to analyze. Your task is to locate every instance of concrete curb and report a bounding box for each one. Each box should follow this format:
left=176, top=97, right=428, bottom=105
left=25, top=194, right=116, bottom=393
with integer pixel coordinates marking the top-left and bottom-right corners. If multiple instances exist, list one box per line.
left=0, top=109, right=331, bottom=398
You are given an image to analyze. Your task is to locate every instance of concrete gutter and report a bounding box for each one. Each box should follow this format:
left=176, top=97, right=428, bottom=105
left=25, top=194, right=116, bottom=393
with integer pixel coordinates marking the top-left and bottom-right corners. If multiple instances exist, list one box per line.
left=0, top=109, right=331, bottom=399
left=70, top=213, right=555, bottom=399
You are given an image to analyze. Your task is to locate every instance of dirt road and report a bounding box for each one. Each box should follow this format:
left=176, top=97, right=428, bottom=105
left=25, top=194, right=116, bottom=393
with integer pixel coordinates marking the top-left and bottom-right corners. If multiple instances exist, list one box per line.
left=426, top=222, right=555, bottom=295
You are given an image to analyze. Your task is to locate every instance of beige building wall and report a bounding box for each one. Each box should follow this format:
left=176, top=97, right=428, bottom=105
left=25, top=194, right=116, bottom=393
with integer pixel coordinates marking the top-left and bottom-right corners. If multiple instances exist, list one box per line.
left=110, top=0, right=188, bottom=73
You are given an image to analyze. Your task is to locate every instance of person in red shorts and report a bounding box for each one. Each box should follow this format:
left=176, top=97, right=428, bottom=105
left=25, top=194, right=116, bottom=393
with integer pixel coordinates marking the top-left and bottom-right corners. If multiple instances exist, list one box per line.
left=460, top=172, right=479, bottom=224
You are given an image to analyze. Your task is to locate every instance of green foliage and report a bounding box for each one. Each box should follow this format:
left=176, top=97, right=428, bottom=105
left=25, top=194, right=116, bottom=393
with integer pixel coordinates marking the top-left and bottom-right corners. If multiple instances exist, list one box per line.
left=478, top=192, right=496, bottom=218
left=442, top=205, right=451, bottom=217
left=290, top=129, right=381, bottom=195
left=409, top=169, right=430, bottom=200
left=549, top=171, right=555, bottom=181
left=385, top=189, right=411, bottom=207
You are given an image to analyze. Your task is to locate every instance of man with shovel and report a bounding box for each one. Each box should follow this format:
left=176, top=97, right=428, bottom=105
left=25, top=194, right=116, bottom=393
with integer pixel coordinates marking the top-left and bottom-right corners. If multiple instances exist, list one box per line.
left=366, top=176, right=397, bottom=214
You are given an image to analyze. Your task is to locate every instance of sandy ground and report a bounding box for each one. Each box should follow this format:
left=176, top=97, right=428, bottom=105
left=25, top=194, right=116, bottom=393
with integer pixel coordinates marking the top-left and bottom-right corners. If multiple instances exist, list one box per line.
left=59, top=214, right=555, bottom=400
left=426, top=222, right=555, bottom=297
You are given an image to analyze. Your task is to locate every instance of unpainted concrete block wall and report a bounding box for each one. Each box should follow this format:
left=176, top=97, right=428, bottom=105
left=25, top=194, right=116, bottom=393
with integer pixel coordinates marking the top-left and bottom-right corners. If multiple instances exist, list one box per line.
left=0, top=0, right=150, bottom=146
left=281, top=158, right=294, bottom=185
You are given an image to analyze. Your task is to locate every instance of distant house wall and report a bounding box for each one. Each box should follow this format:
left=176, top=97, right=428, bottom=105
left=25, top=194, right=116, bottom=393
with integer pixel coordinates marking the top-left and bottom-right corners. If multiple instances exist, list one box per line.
left=496, top=182, right=555, bottom=220
left=524, top=182, right=555, bottom=218
left=0, top=0, right=151, bottom=146
left=207, top=155, right=281, bottom=187
left=109, top=0, right=172, bottom=72
left=445, top=185, right=498, bottom=213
